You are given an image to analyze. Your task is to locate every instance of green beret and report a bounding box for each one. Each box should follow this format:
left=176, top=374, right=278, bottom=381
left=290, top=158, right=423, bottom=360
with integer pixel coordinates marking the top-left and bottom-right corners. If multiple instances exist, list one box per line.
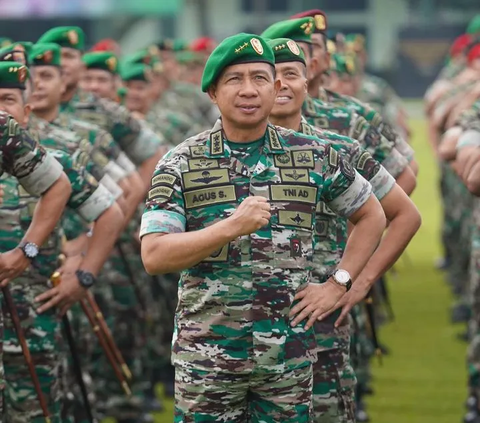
left=0, top=61, right=29, bottom=90
left=121, top=63, right=152, bottom=82
left=29, top=43, right=61, bottom=67
left=176, top=51, right=204, bottom=65
left=0, top=38, right=12, bottom=49
left=82, top=51, right=119, bottom=74
left=467, top=15, right=480, bottom=35
left=123, top=48, right=159, bottom=66
left=156, top=39, right=189, bottom=52
left=201, top=33, right=274, bottom=93
left=267, top=38, right=305, bottom=65
left=38, top=26, right=85, bottom=51
left=330, top=53, right=359, bottom=76
left=0, top=42, right=32, bottom=65
left=261, top=18, right=314, bottom=44
left=345, top=34, right=366, bottom=53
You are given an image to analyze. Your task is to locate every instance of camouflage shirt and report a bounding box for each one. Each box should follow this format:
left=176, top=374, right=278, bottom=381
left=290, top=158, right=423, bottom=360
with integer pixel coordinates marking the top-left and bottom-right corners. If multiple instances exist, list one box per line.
left=28, top=114, right=122, bottom=240
left=0, top=112, right=62, bottom=196
left=55, top=114, right=135, bottom=184
left=302, top=95, right=409, bottom=178
left=0, top=148, right=114, bottom=279
left=298, top=118, right=395, bottom=280
left=140, top=118, right=373, bottom=374
left=60, top=88, right=162, bottom=165
left=318, top=88, right=415, bottom=164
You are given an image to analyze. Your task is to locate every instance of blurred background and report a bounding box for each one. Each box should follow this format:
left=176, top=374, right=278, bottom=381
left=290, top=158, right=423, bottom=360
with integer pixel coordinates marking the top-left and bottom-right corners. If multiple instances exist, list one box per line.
left=0, top=0, right=479, bottom=97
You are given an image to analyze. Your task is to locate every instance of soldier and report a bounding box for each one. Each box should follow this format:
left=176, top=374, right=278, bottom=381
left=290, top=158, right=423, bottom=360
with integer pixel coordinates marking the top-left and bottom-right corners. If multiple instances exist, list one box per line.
left=37, top=26, right=163, bottom=189
left=0, top=60, right=123, bottom=422
left=70, top=45, right=168, bottom=423
left=261, top=18, right=416, bottom=193
left=140, top=32, right=387, bottom=422
left=266, top=36, right=421, bottom=422
left=80, top=51, right=119, bottom=101
left=289, top=11, right=419, bottom=178
left=122, top=50, right=200, bottom=146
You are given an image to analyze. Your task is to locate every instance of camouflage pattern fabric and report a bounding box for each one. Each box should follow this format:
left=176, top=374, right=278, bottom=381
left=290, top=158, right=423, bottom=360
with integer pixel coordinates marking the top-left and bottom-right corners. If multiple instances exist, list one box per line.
left=141, top=118, right=373, bottom=417
left=468, top=198, right=480, bottom=398
left=60, top=87, right=161, bottom=165
left=0, top=148, right=114, bottom=422
left=299, top=120, right=395, bottom=423
left=312, top=343, right=356, bottom=423
left=174, top=364, right=313, bottom=423
left=0, top=112, right=63, bottom=197
left=302, top=95, right=409, bottom=178
left=318, top=87, right=415, bottom=164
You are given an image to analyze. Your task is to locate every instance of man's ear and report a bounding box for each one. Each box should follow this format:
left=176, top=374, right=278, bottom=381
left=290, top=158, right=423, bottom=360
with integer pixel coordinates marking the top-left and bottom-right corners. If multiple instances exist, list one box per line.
left=207, top=85, right=217, bottom=104
left=22, top=103, right=31, bottom=127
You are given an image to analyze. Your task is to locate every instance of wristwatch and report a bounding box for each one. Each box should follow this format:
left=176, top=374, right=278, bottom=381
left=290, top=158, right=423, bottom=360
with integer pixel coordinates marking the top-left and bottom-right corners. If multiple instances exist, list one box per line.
left=330, top=269, right=352, bottom=292
left=18, top=241, right=39, bottom=261
left=75, top=270, right=96, bottom=289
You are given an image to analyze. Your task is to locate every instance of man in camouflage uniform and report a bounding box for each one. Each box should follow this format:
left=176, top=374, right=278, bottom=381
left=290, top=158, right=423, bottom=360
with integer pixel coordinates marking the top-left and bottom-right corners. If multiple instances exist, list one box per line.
left=120, top=54, right=201, bottom=147
left=43, top=35, right=167, bottom=421
left=27, top=42, right=133, bottom=422
left=152, top=39, right=217, bottom=128
left=0, top=60, right=124, bottom=422
left=442, top=102, right=480, bottom=422
left=267, top=36, right=421, bottom=423
left=140, top=32, right=387, bottom=423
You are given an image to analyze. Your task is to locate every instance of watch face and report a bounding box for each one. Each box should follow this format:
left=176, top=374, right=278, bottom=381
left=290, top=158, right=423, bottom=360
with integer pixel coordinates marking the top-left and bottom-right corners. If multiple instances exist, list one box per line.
left=24, top=243, right=38, bottom=258
left=335, top=270, right=350, bottom=284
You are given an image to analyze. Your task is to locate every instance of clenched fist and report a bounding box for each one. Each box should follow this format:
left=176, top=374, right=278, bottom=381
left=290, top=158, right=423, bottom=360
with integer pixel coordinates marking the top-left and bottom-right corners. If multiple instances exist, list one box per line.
left=228, top=196, right=271, bottom=237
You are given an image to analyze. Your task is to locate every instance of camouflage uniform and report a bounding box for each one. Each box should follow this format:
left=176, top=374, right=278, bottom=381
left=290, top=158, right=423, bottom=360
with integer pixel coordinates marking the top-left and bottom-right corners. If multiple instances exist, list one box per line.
left=28, top=112, right=128, bottom=422
left=0, top=138, right=114, bottom=423
left=60, top=87, right=163, bottom=421
left=159, top=81, right=216, bottom=128
left=456, top=107, right=480, bottom=401
left=0, top=113, right=64, bottom=416
left=140, top=119, right=374, bottom=422
left=318, top=87, right=415, bottom=165
left=299, top=119, right=396, bottom=422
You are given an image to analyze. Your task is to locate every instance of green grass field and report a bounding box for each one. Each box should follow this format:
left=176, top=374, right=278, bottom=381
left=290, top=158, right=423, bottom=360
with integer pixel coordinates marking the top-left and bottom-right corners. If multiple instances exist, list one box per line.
left=107, top=118, right=468, bottom=423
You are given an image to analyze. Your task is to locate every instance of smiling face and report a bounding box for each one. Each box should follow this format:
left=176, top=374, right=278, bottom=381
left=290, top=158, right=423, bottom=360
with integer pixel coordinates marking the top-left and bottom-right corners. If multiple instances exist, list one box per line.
left=208, top=62, right=280, bottom=132
left=270, top=61, right=308, bottom=121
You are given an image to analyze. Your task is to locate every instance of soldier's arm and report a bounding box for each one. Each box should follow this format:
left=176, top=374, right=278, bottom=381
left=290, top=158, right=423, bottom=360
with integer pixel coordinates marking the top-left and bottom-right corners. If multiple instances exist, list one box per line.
left=0, top=126, right=72, bottom=283
left=290, top=150, right=386, bottom=329
left=140, top=158, right=269, bottom=274
left=36, top=149, right=123, bottom=314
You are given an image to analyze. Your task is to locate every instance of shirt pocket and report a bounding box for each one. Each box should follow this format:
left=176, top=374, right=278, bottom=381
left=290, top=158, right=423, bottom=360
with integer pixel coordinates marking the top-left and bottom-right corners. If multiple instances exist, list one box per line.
left=270, top=203, right=315, bottom=270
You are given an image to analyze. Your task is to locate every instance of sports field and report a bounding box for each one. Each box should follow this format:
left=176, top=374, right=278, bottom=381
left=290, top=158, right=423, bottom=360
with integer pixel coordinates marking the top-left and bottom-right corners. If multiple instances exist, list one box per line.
left=107, top=116, right=468, bottom=423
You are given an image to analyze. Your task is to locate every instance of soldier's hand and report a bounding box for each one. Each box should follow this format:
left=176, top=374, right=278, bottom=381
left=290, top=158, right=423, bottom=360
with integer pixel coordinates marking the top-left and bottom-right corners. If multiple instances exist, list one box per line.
left=0, top=184, right=4, bottom=205
left=35, top=272, right=87, bottom=316
left=289, top=280, right=346, bottom=330
left=456, top=146, right=480, bottom=181
left=317, top=283, right=370, bottom=328
left=228, top=196, right=271, bottom=237
left=0, top=248, right=30, bottom=287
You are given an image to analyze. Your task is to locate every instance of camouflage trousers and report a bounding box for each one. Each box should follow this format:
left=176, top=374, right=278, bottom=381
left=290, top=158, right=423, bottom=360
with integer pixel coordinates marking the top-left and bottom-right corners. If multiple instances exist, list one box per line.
left=313, top=314, right=355, bottom=423
left=174, top=365, right=313, bottom=423
left=467, top=202, right=480, bottom=394
left=91, top=241, right=147, bottom=421
left=2, top=275, right=64, bottom=422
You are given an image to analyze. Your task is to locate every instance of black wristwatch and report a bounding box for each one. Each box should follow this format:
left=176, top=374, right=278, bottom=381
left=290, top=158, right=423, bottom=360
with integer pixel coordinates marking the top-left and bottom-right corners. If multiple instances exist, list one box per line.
left=18, top=241, right=39, bottom=261
left=75, top=270, right=96, bottom=289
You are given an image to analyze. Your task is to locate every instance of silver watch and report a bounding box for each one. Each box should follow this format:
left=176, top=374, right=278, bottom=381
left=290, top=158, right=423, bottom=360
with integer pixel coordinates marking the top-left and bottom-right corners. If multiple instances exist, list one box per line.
left=331, top=269, right=352, bottom=291
left=18, top=241, right=39, bottom=260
